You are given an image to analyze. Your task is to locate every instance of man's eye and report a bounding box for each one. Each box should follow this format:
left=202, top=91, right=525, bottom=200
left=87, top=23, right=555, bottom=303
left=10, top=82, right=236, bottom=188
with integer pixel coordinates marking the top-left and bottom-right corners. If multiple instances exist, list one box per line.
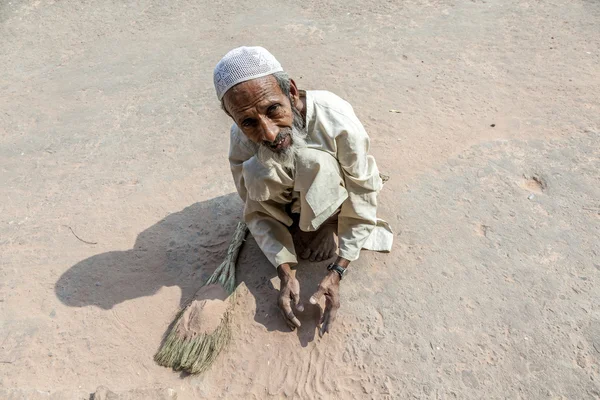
left=268, top=104, right=281, bottom=115
left=242, top=119, right=255, bottom=128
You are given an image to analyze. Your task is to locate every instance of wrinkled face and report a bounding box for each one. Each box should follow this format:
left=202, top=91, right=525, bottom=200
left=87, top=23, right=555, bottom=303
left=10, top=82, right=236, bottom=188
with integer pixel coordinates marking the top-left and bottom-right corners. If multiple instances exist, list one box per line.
left=222, top=75, right=299, bottom=153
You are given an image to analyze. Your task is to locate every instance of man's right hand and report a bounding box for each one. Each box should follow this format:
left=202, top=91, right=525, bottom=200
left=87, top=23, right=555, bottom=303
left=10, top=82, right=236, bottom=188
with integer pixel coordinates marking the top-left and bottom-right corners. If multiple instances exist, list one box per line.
left=277, top=263, right=304, bottom=330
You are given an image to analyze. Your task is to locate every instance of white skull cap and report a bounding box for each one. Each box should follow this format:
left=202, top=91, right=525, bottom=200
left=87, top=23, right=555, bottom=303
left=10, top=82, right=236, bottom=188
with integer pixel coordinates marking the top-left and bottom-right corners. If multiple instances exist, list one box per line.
left=214, top=46, right=284, bottom=101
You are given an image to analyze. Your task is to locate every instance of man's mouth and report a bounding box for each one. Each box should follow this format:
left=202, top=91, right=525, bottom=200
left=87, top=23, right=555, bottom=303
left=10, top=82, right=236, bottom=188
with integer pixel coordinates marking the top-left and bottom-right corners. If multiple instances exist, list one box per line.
left=268, top=133, right=291, bottom=151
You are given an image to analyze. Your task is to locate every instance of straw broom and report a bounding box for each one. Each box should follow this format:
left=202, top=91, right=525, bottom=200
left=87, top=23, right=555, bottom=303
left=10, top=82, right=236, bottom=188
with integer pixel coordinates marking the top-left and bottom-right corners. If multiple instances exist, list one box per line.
left=154, top=221, right=248, bottom=374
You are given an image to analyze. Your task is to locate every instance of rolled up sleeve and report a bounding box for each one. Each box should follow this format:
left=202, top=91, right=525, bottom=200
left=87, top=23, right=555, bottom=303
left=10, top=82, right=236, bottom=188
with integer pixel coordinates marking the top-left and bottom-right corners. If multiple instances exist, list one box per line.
left=334, top=115, right=382, bottom=261
left=229, top=126, right=297, bottom=268
left=244, top=199, right=298, bottom=267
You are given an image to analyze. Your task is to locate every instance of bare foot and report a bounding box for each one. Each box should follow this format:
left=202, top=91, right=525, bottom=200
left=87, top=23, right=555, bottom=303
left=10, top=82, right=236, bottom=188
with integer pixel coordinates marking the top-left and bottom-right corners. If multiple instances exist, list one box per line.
left=298, top=222, right=338, bottom=262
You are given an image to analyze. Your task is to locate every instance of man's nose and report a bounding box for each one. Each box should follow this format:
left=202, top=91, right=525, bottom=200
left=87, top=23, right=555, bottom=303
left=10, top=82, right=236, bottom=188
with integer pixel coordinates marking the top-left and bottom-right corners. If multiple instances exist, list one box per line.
left=259, top=116, right=279, bottom=143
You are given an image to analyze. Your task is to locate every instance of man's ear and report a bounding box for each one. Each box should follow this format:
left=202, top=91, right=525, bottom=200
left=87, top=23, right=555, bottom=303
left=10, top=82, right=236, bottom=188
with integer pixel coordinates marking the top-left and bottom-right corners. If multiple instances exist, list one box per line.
left=289, top=78, right=300, bottom=106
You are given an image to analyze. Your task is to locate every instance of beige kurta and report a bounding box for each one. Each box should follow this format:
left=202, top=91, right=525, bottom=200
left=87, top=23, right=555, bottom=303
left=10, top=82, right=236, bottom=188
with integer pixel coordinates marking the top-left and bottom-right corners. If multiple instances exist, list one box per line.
left=228, top=90, right=393, bottom=267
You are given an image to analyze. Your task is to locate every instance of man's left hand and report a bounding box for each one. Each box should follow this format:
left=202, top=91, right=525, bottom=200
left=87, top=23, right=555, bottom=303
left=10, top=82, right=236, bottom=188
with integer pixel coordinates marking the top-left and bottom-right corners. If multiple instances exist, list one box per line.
left=309, top=271, right=341, bottom=336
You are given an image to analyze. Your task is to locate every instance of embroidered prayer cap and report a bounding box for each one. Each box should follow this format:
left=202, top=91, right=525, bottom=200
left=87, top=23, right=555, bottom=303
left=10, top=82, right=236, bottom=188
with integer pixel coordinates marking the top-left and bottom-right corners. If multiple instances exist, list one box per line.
left=214, top=46, right=284, bottom=101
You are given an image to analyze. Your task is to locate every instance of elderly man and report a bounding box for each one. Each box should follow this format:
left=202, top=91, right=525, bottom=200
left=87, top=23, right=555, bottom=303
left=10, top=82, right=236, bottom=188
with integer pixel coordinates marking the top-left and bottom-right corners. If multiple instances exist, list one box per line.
left=214, top=46, right=393, bottom=335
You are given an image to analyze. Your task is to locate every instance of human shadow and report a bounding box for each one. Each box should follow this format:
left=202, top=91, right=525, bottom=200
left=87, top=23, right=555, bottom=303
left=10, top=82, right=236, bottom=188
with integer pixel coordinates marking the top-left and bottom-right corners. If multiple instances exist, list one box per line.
left=55, top=193, right=325, bottom=347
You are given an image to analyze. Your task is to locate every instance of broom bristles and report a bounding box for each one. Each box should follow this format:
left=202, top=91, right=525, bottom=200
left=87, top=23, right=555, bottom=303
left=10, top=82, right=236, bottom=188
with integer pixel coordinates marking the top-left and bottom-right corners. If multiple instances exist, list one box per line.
left=154, top=311, right=232, bottom=374
left=154, top=222, right=247, bottom=374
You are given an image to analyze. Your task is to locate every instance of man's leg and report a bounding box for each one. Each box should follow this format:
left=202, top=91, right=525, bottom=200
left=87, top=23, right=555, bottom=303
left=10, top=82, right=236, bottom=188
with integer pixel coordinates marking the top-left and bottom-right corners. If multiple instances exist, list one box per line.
left=292, top=211, right=338, bottom=262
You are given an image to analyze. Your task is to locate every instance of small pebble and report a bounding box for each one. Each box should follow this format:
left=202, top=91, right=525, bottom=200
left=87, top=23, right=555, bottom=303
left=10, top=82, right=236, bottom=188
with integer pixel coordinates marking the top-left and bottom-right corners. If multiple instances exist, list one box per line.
left=528, top=194, right=535, bottom=200
left=95, top=282, right=101, bottom=287
left=490, top=124, right=496, bottom=127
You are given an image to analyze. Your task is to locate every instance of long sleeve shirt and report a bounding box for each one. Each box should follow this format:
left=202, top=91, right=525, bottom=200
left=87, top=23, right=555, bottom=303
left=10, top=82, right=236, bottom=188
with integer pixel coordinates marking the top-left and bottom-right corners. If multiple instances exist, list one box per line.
left=228, top=90, right=393, bottom=267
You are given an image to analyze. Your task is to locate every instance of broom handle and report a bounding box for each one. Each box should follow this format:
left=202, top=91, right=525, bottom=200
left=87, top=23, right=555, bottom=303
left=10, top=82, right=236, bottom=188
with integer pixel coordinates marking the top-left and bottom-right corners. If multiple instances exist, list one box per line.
left=205, top=222, right=248, bottom=289
left=226, top=222, right=248, bottom=263
left=223, top=221, right=248, bottom=290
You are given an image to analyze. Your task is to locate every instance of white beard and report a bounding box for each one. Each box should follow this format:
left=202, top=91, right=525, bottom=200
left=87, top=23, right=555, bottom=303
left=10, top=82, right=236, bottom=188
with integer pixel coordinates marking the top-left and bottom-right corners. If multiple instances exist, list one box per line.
left=256, top=111, right=307, bottom=172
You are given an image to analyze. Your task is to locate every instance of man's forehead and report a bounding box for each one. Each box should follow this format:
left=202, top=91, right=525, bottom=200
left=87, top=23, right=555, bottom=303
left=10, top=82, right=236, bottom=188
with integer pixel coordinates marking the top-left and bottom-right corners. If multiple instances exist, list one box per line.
left=228, top=75, right=280, bottom=96
left=224, top=75, right=283, bottom=111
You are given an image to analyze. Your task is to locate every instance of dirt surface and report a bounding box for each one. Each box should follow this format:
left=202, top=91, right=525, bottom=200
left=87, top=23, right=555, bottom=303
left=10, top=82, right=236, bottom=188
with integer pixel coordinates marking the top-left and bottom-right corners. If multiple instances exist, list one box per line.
left=1, top=0, right=599, bottom=399
left=91, top=386, right=177, bottom=400
left=176, top=284, right=228, bottom=338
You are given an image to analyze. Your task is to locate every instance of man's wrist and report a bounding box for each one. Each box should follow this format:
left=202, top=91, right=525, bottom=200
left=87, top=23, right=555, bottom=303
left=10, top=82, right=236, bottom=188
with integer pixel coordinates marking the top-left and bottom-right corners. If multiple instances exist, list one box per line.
left=328, top=258, right=349, bottom=280
left=277, top=263, right=293, bottom=282
left=334, top=256, right=350, bottom=269
left=328, top=269, right=342, bottom=283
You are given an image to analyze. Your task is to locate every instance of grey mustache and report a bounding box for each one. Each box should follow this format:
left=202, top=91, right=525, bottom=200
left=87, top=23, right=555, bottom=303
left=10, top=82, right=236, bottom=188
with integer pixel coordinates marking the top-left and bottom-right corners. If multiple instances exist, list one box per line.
left=263, top=130, right=291, bottom=147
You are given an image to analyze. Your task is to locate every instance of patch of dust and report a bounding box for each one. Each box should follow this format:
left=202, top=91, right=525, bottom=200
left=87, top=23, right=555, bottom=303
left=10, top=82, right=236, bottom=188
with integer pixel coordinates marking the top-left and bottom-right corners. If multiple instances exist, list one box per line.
left=520, top=174, right=547, bottom=194
left=92, top=386, right=177, bottom=400
left=475, top=224, right=490, bottom=237
left=175, top=284, right=228, bottom=338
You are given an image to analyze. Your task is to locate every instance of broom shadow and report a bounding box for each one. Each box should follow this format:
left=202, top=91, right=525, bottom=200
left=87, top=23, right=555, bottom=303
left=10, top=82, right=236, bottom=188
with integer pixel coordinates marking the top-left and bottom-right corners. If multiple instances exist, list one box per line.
left=55, top=193, right=323, bottom=349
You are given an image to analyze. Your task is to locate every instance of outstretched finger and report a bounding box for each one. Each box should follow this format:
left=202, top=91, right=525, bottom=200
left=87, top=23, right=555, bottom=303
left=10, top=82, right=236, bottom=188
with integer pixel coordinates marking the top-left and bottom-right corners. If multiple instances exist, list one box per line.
left=280, top=300, right=301, bottom=328
left=319, top=295, right=340, bottom=336
left=320, top=305, right=339, bottom=336
left=319, top=310, right=329, bottom=337
left=291, top=290, right=304, bottom=313
left=280, top=308, right=297, bottom=331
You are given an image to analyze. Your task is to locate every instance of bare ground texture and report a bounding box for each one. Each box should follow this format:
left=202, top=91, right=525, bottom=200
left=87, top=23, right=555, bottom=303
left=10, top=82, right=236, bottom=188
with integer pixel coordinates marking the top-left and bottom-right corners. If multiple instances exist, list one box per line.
left=1, top=0, right=599, bottom=399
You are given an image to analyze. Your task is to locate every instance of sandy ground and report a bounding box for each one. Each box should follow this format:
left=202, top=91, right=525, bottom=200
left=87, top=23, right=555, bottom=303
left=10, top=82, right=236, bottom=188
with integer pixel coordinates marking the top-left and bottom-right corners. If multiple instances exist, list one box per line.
left=1, top=0, right=599, bottom=398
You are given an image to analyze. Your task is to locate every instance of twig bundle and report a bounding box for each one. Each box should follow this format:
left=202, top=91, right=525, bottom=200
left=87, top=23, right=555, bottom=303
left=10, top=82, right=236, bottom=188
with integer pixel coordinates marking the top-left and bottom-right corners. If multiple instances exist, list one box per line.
left=154, top=222, right=248, bottom=374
